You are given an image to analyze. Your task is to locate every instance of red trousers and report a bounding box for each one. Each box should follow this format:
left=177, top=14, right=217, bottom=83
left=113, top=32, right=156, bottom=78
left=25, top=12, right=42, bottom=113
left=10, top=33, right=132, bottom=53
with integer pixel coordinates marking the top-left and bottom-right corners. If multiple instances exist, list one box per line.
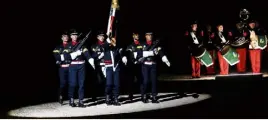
left=236, top=48, right=247, bottom=73
left=206, top=50, right=215, bottom=74
left=191, top=56, right=200, bottom=77
left=217, top=51, right=229, bottom=75
left=249, top=49, right=261, bottom=73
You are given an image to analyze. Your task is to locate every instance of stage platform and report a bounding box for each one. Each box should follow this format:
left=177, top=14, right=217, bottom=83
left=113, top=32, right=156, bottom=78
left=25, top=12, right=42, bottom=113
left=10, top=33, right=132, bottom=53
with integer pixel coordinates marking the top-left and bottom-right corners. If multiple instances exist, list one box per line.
left=158, top=72, right=268, bottom=81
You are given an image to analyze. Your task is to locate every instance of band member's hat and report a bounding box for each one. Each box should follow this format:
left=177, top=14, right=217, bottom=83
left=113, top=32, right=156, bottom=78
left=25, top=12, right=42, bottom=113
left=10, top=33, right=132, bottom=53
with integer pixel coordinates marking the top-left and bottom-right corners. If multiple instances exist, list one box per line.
left=97, top=31, right=106, bottom=36
left=248, top=19, right=256, bottom=24
left=62, top=31, right=68, bottom=36
left=191, top=20, right=198, bottom=25
left=69, top=29, right=79, bottom=35
left=145, top=32, right=153, bottom=35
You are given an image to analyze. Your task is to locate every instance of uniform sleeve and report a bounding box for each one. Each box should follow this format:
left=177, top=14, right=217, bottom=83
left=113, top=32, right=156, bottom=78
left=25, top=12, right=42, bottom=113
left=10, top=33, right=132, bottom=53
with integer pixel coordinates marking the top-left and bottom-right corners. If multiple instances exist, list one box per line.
left=52, top=47, right=61, bottom=61
left=136, top=43, right=144, bottom=59
left=63, top=46, right=72, bottom=61
left=156, top=46, right=165, bottom=58
left=90, top=45, right=98, bottom=59
left=82, top=46, right=92, bottom=60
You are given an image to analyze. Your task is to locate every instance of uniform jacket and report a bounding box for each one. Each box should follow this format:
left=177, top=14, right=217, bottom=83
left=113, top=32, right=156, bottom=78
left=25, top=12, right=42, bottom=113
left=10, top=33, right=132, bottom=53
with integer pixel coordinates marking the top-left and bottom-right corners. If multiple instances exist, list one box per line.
left=53, top=42, right=69, bottom=65
left=138, top=40, right=165, bottom=63
left=103, top=41, right=124, bottom=67
left=91, top=40, right=105, bottom=65
left=63, top=41, right=91, bottom=62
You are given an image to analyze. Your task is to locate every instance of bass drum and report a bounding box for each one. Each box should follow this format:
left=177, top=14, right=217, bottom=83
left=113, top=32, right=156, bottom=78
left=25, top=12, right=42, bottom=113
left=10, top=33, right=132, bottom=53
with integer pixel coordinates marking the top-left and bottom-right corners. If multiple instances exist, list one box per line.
left=191, top=47, right=205, bottom=57
left=220, top=45, right=231, bottom=55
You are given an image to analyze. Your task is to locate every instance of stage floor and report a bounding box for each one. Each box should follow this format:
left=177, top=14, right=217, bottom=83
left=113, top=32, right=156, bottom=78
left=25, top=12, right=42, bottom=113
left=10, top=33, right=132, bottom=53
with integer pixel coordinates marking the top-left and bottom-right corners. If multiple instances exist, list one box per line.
left=158, top=72, right=268, bottom=81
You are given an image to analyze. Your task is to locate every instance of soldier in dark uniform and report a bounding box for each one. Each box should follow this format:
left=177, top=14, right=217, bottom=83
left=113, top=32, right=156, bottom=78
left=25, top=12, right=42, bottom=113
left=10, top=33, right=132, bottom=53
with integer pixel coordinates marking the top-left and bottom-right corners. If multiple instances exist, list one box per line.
left=212, top=23, right=233, bottom=75
left=184, top=21, right=204, bottom=78
left=138, top=32, right=170, bottom=103
left=204, top=24, right=216, bottom=75
left=90, top=31, right=106, bottom=100
left=125, top=32, right=143, bottom=100
left=63, top=29, right=95, bottom=107
left=53, top=31, right=70, bottom=105
left=104, top=37, right=127, bottom=106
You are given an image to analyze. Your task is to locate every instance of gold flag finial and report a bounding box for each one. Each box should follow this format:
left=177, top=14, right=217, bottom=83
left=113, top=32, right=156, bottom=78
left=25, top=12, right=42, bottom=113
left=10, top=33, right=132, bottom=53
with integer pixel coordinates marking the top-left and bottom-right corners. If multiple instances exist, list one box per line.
left=112, top=0, right=119, bottom=9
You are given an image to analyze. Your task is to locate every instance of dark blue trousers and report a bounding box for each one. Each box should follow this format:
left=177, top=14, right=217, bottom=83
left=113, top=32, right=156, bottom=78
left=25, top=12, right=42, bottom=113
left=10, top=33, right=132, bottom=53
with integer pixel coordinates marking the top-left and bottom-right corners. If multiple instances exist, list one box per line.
left=68, top=64, right=85, bottom=100
left=105, top=67, right=120, bottom=97
left=141, top=64, right=157, bottom=96
left=59, top=67, right=69, bottom=96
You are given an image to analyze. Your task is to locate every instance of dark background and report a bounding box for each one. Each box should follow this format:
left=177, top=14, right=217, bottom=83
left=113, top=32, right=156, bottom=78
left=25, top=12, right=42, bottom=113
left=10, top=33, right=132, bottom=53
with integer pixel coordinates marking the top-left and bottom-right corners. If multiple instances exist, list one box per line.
left=2, top=0, right=268, bottom=118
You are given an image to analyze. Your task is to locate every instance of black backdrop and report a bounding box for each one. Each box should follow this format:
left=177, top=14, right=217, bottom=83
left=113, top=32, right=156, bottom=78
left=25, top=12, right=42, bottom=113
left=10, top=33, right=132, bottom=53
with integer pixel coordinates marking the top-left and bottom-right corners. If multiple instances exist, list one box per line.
left=2, top=0, right=268, bottom=111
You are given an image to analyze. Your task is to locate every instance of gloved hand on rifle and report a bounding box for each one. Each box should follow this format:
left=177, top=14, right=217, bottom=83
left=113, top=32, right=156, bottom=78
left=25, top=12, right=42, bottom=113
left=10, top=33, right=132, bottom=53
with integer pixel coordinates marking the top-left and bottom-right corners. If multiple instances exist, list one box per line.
left=143, top=51, right=155, bottom=57
left=98, top=52, right=104, bottom=60
left=70, top=50, right=82, bottom=60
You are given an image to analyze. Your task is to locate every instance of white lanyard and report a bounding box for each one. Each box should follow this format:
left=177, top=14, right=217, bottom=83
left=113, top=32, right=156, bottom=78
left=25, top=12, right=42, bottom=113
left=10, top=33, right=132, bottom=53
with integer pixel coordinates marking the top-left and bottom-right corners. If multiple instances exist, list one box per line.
left=190, top=32, right=199, bottom=44
left=219, top=32, right=226, bottom=43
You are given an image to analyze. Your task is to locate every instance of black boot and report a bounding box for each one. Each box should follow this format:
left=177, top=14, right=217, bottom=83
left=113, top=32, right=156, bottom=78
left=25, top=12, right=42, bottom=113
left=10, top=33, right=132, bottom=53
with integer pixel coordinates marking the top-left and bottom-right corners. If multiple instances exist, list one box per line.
left=113, top=96, right=121, bottom=106
left=141, top=95, right=149, bottom=103
left=78, top=100, right=86, bottom=108
left=69, top=98, right=76, bottom=107
left=151, top=96, right=159, bottom=103
left=58, top=95, right=63, bottom=105
left=128, top=94, right=133, bottom=101
left=105, top=95, right=112, bottom=105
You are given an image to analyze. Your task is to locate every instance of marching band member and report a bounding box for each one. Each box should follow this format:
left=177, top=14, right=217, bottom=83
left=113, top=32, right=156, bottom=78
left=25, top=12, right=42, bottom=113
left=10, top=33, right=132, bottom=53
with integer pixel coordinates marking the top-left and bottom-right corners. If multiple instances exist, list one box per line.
left=213, top=23, right=233, bottom=75
left=246, top=19, right=266, bottom=73
left=185, top=21, right=204, bottom=78
left=204, top=24, right=216, bottom=75
left=233, top=21, right=249, bottom=73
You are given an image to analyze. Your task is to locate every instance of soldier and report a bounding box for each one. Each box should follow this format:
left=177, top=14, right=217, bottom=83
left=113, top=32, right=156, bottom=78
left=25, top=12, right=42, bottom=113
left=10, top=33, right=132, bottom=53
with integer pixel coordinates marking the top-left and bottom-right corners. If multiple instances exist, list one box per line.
left=246, top=19, right=266, bottom=73
left=90, top=31, right=106, bottom=101
left=125, top=32, right=144, bottom=100
left=53, top=31, right=70, bottom=105
left=63, top=29, right=95, bottom=107
left=185, top=21, right=204, bottom=78
left=137, top=32, right=170, bottom=103
left=204, top=24, right=216, bottom=75
left=233, top=21, right=249, bottom=73
left=104, top=37, right=127, bottom=106
left=213, top=23, right=233, bottom=75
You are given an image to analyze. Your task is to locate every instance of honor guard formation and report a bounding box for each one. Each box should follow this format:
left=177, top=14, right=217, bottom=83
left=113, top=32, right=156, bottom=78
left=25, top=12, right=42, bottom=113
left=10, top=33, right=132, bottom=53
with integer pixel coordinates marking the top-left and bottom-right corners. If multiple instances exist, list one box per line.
left=53, top=8, right=268, bottom=107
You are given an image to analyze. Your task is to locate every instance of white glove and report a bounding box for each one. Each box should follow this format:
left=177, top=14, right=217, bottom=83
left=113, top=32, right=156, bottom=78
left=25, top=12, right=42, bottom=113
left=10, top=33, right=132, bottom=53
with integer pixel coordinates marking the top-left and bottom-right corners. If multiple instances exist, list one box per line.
left=70, top=50, right=82, bottom=60
left=98, top=52, right=104, bottom=59
left=122, top=56, right=127, bottom=65
left=60, top=54, right=65, bottom=61
left=162, top=56, right=170, bottom=67
left=133, top=52, right=137, bottom=59
left=153, top=48, right=159, bottom=55
left=106, top=38, right=111, bottom=43
left=143, top=51, right=154, bottom=57
left=88, top=58, right=95, bottom=69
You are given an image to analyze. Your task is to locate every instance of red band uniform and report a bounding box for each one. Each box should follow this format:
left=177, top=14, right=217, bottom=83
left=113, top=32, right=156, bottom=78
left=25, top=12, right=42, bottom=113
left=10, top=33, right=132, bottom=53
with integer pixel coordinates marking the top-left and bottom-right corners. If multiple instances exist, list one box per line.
left=213, top=24, right=232, bottom=75
left=233, top=22, right=249, bottom=73
left=246, top=20, right=266, bottom=73
left=185, top=21, right=204, bottom=78
left=204, top=25, right=216, bottom=74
